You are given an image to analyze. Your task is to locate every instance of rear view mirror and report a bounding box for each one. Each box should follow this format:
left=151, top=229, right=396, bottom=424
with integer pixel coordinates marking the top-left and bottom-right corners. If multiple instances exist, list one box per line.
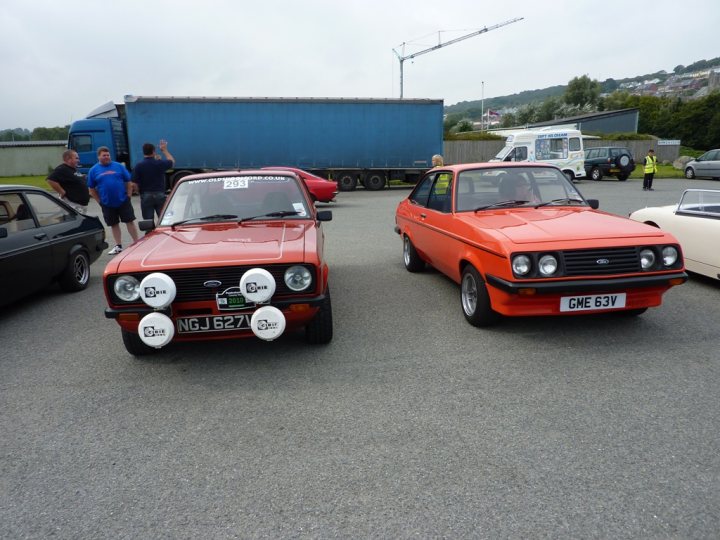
left=138, top=219, right=156, bottom=231
left=586, top=199, right=599, bottom=209
left=316, top=210, right=332, bottom=222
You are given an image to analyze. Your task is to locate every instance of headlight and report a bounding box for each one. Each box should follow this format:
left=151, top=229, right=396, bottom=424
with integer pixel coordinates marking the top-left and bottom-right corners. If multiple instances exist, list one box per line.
left=662, top=246, right=678, bottom=266
left=512, top=255, right=532, bottom=276
left=284, top=265, right=312, bottom=291
left=538, top=254, right=558, bottom=276
left=640, top=248, right=656, bottom=270
left=114, top=275, right=141, bottom=301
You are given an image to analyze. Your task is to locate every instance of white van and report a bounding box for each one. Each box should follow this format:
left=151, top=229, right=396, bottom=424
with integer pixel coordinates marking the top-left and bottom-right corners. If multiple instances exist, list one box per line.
left=492, top=128, right=586, bottom=180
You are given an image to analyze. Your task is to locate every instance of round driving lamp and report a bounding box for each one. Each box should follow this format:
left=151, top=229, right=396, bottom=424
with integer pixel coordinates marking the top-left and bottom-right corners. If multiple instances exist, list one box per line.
left=284, top=265, right=312, bottom=292
left=114, top=275, right=141, bottom=301
left=512, top=255, right=532, bottom=276
left=538, top=254, right=558, bottom=276
left=640, top=248, right=656, bottom=270
left=662, top=246, right=678, bottom=267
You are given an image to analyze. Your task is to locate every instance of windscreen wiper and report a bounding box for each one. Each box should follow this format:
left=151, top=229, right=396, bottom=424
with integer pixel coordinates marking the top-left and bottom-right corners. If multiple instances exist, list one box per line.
left=170, top=214, right=238, bottom=228
left=238, top=210, right=301, bottom=223
left=474, top=200, right=528, bottom=211
left=533, top=198, right=585, bottom=208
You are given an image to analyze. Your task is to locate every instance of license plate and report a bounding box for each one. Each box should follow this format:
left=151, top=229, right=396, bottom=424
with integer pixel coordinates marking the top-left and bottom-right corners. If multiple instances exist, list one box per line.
left=559, top=293, right=626, bottom=312
left=176, top=314, right=252, bottom=333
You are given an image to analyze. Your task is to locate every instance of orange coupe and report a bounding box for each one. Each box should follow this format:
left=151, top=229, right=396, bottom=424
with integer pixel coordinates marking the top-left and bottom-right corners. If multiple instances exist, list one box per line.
left=395, top=163, right=687, bottom=326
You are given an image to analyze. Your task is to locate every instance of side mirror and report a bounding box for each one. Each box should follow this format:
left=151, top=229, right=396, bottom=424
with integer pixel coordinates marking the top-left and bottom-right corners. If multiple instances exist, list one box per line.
left=138, top=219, right=156, bottom=231
left=316, top=210, right=332, bottom=222
left=586, top=199, right=599, bottom=209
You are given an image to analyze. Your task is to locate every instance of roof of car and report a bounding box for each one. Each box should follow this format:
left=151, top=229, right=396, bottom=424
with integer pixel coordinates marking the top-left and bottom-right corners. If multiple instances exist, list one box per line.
left=0, top=184, right=47, bottom=192
left=437, top=162, right=560, bottom=173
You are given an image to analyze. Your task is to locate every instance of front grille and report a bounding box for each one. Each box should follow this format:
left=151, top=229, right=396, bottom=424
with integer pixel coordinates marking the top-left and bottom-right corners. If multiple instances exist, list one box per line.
left=562, top=247, right=640, bottom=276
left=109, top=264, right=315, bottom=303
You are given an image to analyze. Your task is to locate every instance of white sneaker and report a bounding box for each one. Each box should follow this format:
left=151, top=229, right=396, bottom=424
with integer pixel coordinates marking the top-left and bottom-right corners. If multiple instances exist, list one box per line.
left=108, top=245, right=123, bottom=255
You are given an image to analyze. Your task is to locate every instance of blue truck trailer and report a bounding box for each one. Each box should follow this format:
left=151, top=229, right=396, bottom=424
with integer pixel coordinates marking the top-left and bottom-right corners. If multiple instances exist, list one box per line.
left=68, top=95, right=444, bottom=191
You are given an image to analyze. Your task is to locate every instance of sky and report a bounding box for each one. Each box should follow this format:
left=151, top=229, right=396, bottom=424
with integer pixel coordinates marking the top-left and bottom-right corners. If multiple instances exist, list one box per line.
left=1, top=0, right=719, bottom=130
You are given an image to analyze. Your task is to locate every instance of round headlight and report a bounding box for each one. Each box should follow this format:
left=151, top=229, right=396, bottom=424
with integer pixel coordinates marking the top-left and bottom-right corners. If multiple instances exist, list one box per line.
left=640, top=248, right=656, bottom=270
left=512, top=255, right=532, bottom=276
left=662, top=246, right=678, bottom=266
left=114, top=275, right=141, bottom=301
left=538, top=254, right=558, bottom=276
left=284, top=265, right=312, bottom=291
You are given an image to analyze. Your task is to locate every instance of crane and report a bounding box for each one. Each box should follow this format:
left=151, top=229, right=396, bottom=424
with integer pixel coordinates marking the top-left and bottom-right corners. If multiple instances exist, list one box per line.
left=392, top=17, right=524, bottom=98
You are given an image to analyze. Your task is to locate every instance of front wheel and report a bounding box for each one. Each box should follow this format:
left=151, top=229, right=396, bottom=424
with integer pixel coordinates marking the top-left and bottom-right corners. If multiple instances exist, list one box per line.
left=685, top=167, right=696, bottom=179
left=121, top=329, right=158, bottom=356
left=58, top=250, right=90, bottom=292
left=590, top=167, right=603, bottom=181
left=403, top=235, right=425, bottom=272
left=306, top=288, right=333, bottom=344
left=460, top=265, right=499, bottom=327
left=619, top=308, right=648, bottom=317
left=563, top=170, right=575, bottom=182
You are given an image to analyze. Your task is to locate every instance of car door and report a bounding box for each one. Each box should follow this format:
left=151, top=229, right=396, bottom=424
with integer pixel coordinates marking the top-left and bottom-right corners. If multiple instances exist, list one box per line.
left=695, top=150, right=717, bottom=177
left=706, top=150, right=720, bottom=177
left=0, top=192, right=53, bottom=305
left=409, top=171, right=456, bottom=276
left=24, top=192, right=80, bottom=277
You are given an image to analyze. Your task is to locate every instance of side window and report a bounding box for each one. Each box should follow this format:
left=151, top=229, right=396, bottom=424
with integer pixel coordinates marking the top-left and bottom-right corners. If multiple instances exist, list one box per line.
left=708, top=150, right=720, bottom=160
left=514, top=147, right=528, bottom=161
left=427, top=173, right=453, bottom=213
left=409, top=174, right=434, bottom=207
left=0, top=193, right=36, bottom=234
left=569, top=137, right=581, bottom=152
left=25, top=193, right=71, bottom=227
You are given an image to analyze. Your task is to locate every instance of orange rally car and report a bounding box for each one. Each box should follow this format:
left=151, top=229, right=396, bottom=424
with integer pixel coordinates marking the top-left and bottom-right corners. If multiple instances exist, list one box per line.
left=104, top=170, right=333, bottom=355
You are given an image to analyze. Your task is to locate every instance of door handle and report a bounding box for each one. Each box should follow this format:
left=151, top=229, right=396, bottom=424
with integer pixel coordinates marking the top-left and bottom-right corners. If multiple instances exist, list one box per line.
left=420, top=213, right=427, bottom=219
left=34, top=233, right=47, bottom=240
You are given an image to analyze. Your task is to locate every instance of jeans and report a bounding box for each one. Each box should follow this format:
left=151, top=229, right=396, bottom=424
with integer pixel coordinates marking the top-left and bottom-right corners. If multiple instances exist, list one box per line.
left=140, top=191, right=167, bottom=220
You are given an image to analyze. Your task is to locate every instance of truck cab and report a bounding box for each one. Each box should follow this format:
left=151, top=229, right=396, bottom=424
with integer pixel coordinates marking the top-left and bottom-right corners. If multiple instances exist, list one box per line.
left=67, top=118, right=129, bottom=174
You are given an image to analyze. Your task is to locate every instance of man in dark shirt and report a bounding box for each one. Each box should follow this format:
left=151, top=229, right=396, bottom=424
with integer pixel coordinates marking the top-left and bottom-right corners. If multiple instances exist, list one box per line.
left=131, top=139, right=175, bottom=221
left=46, top=150, right=90, bottom=212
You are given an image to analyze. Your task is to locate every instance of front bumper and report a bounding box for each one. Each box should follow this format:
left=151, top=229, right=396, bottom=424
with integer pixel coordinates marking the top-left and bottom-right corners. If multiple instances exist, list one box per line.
left=486, top=272, right=688, bottom=295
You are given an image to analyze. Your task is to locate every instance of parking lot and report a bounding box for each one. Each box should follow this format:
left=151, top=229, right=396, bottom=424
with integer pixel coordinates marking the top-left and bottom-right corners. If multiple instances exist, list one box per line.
left=2, top=177, right=719, bottom=538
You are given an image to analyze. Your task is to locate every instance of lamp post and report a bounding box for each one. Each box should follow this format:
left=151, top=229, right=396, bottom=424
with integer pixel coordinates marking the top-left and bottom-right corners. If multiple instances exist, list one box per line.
left=481, top=81, right=484, bottom=131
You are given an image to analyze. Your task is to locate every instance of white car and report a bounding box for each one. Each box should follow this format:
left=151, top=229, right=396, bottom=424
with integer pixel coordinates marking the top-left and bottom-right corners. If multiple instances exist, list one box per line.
left=629, top=189, right=720, bottom=280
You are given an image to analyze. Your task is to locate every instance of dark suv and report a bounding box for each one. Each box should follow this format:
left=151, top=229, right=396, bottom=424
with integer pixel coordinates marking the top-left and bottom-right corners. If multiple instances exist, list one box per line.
left=583, top=147, right=636, bottom=181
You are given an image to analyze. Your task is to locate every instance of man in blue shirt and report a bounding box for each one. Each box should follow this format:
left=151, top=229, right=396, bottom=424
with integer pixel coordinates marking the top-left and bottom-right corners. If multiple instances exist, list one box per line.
left=87, top=146, right=139, bottom=255
left=131, top=139, right=175, bottom=221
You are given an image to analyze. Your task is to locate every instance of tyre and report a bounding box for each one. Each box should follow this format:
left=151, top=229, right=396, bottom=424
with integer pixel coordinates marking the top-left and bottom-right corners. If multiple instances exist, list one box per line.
left=336, top=173, right=358, bottom=191
left=685, top=167, right=696, bottom=179
left=460, top=265, right=499, bottom=327
left=403, top=235, right=425, bottom=272
left=171, top=170, right=193, bottom=189
left=306, top=288, right=333, bottom=344
left=58, top=249, right=90, bottom=292
left=617, top=173, right=629, bottom=182
left=121, top=329, right=158, bottom=356
left=590, top=167, right=603, bottom=181
left=563, top=170, right=575, bottom=182
left=364, top=173, right=386, bottom=191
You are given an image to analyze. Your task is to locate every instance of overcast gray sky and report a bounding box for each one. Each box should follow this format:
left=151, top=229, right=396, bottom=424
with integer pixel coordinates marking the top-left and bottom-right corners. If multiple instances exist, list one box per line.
left=2, top=0, right=719, bottom=130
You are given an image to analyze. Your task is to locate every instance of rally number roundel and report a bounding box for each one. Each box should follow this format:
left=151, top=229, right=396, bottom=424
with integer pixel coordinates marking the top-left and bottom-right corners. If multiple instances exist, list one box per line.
left=250, top=306, right=286, bottom=341
left=240, top=268, right=276, bottom=303
left=139, top=273, right=177, bottom=309
left=138, top=312, right=175, bottom=348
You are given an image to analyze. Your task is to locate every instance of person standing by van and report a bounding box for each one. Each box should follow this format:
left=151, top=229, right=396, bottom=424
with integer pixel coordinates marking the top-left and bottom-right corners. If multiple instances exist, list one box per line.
left=131, top=139, right=175, bottom=220
left=642, top=148, right=658, bottom=191
left=431, top=154, right=444, bottom=167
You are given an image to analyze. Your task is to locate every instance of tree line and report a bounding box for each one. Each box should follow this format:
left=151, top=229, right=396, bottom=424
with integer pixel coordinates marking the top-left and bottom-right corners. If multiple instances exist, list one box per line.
left=0, top=126, right=69, bottom=142
left=445, top=75, right=720, bottom=150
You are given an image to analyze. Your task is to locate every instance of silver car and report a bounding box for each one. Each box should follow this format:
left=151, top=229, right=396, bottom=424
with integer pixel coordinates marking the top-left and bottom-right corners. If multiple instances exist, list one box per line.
left=684, top=149, right=720, bottom=179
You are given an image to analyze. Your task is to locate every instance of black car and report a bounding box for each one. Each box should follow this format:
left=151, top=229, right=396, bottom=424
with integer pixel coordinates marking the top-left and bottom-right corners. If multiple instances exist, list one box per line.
left=583, top=147, right=636, bottom=181
left=0, top=185, right=107, bottom=307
